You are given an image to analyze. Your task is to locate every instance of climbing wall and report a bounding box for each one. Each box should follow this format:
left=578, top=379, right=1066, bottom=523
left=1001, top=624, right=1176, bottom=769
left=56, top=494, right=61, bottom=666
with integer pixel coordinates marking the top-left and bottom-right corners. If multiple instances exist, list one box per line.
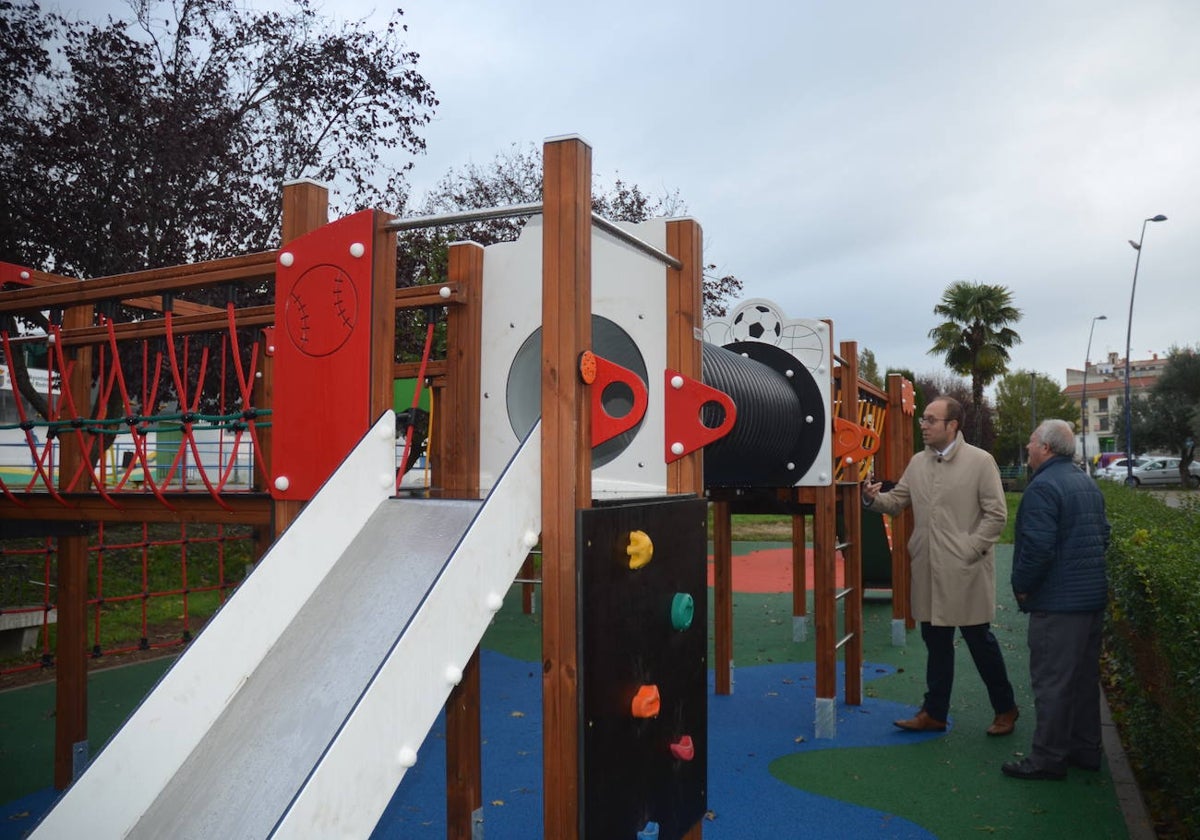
left=579, top=497, right=708, bottom=840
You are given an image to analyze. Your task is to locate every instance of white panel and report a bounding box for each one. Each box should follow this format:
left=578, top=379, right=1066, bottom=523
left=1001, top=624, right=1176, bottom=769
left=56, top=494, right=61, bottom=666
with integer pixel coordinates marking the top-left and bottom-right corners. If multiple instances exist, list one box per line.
left=478, top=216, right=671, bottom=498
left=30, top=412, right=398, bottom=839
left=704, top=298, right=834, bottom=486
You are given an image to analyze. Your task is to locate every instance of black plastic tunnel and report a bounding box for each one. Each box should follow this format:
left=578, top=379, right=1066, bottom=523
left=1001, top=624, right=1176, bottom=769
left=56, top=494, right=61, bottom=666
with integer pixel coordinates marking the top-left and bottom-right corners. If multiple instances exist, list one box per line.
left=701, top=341, right=827, bottom=487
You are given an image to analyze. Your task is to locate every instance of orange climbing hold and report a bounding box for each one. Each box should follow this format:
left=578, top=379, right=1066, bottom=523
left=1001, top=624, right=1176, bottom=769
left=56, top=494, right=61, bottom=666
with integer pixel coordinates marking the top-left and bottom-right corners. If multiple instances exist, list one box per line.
left=631, top=684, right=661, bottom=719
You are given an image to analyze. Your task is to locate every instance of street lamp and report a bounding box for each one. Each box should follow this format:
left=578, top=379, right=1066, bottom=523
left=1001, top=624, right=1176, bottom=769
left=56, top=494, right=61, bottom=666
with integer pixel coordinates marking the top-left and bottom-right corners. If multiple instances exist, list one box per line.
left=1123, top=214, right=1168, bottom=486
left=1080, top=314, right=1106, bottom=471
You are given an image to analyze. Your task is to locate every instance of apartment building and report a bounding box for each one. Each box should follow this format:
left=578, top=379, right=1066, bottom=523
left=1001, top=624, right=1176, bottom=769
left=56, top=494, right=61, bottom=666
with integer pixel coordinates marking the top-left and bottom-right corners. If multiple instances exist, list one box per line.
left=1063, top=351, right=1168, bottom=458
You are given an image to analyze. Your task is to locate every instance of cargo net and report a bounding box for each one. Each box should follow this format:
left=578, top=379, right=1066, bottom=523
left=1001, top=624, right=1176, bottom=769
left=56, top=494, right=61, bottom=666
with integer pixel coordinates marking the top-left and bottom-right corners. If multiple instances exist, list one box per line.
left=0, top=304, right=269, bottom=510
left=0, top=521, right=253, bottom=678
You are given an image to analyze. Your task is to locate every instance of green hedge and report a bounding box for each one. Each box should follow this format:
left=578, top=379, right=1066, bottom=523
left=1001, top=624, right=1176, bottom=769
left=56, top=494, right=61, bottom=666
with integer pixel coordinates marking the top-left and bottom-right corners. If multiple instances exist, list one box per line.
left=1101, top=484, right=1200, bottom=833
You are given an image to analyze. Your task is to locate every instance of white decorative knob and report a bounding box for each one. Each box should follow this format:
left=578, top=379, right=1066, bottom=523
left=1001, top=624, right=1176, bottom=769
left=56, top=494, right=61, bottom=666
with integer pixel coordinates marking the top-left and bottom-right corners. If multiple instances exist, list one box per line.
left=398, top=747, right=417, bottom=768
left=349, top=242, right=365, bottom=258
left=670, top=375, right=684, bottom=389
left=671, top=442, right=685, bottom=456
left=279, top=252, right=294, bottom=267
left=439, top=286, right=451, bottom=299
left=486, top=592, right=504, bottom=612
left=445, top=665, right=463, bottom=686
left=273, top=476, right=290, bottom=492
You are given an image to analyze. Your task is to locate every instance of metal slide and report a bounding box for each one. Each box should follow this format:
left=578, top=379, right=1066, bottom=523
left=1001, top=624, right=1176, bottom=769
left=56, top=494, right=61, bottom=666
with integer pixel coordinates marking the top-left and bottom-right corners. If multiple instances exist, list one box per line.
left=31, top=412, right=542, bottom=838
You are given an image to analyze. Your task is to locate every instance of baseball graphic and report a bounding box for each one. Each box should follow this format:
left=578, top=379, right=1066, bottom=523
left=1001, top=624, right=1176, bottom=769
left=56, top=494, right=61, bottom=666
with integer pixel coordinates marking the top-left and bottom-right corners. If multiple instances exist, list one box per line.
left=284, top=264, right=358, bottom=357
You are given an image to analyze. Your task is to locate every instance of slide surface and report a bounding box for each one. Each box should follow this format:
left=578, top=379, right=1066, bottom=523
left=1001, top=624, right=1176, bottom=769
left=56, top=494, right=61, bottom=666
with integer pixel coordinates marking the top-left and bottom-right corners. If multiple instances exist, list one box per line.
left=32, top=414, right=541, bottom=838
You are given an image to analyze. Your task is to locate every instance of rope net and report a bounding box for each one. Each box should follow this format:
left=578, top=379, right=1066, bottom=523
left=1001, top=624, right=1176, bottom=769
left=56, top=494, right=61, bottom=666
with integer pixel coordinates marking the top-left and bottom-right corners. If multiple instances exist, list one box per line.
left=0, top=522, right=253, bottom=677
left=0, top=304, right=269, bottom=507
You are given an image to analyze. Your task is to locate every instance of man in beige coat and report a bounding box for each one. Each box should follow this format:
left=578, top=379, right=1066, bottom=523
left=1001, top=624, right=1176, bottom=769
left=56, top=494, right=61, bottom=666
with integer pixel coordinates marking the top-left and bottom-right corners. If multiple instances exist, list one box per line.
left=863, top=396, right=1019, bottom=735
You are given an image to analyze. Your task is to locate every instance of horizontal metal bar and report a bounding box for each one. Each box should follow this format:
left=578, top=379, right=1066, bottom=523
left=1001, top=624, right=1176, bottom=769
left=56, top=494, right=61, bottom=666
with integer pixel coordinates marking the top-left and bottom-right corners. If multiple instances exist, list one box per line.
left=512, top=577, right=542, bottom=586
left=834, top=587, right=854, bottom=601
left=386, top=203, right=544, bottom=232
left=590, top=213, right=683, bottom=270
left=386, top=204, right=683, bottom=271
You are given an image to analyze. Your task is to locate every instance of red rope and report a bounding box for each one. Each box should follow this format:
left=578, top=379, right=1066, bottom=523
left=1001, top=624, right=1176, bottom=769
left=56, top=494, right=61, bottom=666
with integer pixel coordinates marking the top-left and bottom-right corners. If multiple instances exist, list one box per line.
left=162, top=312, right=230, bottom=509
left=223, top=302, right=265, bottom=483
left=0, top=331, right=68, bottom=504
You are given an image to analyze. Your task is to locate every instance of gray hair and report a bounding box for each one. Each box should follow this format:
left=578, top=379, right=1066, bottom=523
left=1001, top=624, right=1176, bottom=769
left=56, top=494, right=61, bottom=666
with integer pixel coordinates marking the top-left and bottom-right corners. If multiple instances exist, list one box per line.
left=1034, top=419, right=1076, bottom=457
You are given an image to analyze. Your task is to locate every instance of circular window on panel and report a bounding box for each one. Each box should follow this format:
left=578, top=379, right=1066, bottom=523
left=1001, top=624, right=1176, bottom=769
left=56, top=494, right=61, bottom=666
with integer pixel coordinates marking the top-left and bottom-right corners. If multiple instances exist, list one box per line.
left=506, top=315, right=647, bottom=468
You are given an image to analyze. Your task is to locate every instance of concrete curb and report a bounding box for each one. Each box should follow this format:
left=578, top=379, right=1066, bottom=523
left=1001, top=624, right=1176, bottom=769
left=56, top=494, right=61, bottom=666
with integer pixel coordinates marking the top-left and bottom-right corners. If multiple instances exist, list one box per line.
left=1101, top=687, right=1156, bottom=839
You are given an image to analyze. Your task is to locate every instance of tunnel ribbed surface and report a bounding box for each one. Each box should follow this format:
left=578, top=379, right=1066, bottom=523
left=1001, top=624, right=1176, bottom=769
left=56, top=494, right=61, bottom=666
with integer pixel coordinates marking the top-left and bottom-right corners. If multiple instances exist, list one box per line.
left=701, top=342, right=811, bottom=487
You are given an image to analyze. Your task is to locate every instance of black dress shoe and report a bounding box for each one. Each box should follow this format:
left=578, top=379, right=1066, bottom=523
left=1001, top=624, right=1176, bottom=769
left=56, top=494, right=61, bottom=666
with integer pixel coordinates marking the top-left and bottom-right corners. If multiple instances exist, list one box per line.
left=1001, top=759, right=1066, bottom=781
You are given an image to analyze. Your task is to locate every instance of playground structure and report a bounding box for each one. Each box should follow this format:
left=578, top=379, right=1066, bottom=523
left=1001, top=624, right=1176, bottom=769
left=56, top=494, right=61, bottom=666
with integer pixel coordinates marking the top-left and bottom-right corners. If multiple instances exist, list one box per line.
left=0, top=136, right=916, bottom=838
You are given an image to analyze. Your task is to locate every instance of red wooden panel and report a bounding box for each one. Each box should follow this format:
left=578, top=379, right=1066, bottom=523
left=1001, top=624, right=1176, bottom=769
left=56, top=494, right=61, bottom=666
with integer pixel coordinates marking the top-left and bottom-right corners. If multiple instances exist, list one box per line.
left=270, top=210, right=376, bottom=501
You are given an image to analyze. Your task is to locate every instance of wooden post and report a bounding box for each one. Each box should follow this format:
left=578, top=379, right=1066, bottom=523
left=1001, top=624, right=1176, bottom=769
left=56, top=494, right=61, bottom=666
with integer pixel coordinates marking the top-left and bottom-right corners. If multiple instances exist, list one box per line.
left=811, top=324, right=838, bottom=708
left=791, top=513, right=808, bottom=632
left=885, top=373, right=915, bottom=629
left=540, top=135, right=592, bottom=840
left=269, top=180, right=330, bottom=536
left=665, top=218, right=704, bottom=496
left=839, top=341, right=863, bottom=706
left=712, top=499, right=734, bottom=696
left=441, top=242, right=485, bottom=840
left=664, top=217, right=708, bottom=838
left=53, top=305, right=94, bottom=788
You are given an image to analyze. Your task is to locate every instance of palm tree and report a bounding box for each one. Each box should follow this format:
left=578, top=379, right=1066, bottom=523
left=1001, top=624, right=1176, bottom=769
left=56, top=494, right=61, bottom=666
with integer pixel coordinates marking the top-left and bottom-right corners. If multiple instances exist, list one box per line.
left=927, top=281, right=1022, bottom=443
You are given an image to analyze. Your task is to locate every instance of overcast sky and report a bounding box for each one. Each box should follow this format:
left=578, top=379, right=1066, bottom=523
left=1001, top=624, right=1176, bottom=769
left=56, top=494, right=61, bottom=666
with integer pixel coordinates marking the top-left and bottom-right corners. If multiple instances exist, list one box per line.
left=63, top=0, right=1200, bottom=390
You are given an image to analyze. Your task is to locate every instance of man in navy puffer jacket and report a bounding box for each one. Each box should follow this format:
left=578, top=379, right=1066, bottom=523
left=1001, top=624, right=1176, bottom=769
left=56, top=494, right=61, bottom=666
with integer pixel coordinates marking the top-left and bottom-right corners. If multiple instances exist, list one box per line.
left=1003, top=419, right=1110, bottom=781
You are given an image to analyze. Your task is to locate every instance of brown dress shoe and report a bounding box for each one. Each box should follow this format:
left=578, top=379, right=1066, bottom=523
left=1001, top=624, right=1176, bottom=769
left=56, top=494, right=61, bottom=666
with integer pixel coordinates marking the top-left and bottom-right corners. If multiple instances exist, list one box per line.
left=894, top=709, right=947, bottom=732
left=987, top=706, right=1020, bottom=736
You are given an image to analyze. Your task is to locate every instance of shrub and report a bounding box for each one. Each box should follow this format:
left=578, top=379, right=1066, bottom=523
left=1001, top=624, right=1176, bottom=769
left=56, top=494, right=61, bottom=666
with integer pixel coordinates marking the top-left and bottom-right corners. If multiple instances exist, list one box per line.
left=1102, top=484, right=1200, bottom=834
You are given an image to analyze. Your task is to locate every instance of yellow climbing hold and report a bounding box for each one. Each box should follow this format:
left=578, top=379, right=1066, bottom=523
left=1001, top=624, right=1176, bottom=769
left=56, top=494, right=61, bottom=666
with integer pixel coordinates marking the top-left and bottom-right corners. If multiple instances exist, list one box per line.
left=627, top=530, right=653, bottom=569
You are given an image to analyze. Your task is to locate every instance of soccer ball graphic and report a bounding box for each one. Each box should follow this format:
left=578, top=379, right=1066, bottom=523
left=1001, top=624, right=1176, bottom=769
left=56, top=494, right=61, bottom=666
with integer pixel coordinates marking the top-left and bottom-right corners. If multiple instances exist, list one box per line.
left=731, top=303, right=783, bottom=343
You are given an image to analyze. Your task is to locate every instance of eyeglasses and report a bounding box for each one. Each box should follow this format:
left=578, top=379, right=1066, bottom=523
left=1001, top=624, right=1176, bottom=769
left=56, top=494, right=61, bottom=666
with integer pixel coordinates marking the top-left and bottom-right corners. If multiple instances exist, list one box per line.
left=918, top=415, right=951, bottom=426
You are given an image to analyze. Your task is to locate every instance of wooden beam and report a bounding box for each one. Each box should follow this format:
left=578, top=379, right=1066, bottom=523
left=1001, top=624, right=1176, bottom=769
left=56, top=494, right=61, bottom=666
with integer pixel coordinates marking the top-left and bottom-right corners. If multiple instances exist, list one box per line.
left=53, top=305, right=93, bottom=789
left=56, top=306, right=274, bottom=347
left=540, top=135, right=592, bottom=840
left=395, top=283, right=466, bottom=310
left=0, top=494, right=273, bottom=524
left=0, top=252, right=277, bottom=315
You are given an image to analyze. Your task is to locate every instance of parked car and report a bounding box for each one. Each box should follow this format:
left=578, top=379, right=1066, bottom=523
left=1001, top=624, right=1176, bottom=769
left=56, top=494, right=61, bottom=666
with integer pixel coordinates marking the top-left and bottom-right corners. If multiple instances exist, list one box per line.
left=1095, top=457, right=1149, bottom=481
left=1107, top=457, right=1200, bottom=488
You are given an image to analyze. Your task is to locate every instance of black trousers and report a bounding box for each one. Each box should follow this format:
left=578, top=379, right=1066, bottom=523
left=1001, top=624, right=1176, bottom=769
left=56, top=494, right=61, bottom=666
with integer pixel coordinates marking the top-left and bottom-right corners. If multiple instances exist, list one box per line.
left=920, top=621, right=1016, bottom=722
left=1027, top=609, right=1104, bottom=771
